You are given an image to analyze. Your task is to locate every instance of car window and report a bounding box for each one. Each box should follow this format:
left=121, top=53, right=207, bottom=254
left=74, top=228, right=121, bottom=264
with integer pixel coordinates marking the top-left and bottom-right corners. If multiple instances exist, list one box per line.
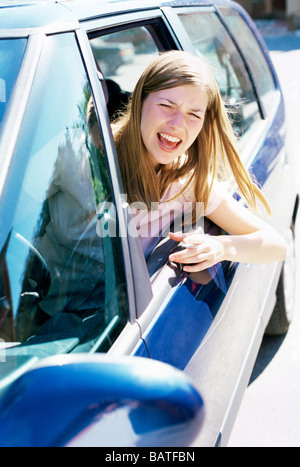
left=0, top=38, right=27, bottom=128
left=178, top=11, right=261, bottom=142
left=89, top=25, right=160, bottom=119
left=0, top=33, right=128, bottom=357
left=219, top=7, right=277, bottom=116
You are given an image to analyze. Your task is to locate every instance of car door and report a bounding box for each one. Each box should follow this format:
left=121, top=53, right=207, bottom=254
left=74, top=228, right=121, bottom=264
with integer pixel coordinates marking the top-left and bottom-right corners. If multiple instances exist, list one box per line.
left=84, top=4, right=266, bottom=447
left=0, top=29, right=144, bottom=380
left=0, top=15, right=205, bottom=448
left=217, top=5, right=297, bottom=329
left=145, top=5, right=270, bottom=446
left=148, top=3, right=295, bottom=445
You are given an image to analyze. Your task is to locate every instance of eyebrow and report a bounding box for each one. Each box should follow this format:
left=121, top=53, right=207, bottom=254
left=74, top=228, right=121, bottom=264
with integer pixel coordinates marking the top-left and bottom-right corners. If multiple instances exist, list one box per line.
left=162, top=98, right=205, bottom=114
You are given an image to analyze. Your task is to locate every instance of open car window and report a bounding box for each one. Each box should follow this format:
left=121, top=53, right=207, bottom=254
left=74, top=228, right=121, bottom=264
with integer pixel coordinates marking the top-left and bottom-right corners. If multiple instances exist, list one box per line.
left=89, top=23, right=166, bottom=121
left=0, top=33, right=128, bottom=365
left=87, top=16, right=240, bottom=328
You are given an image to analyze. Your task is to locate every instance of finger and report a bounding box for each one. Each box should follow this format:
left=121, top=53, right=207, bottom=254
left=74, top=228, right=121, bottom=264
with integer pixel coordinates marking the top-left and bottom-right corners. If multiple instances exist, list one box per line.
left=169, top=240, right=209, bottom=261
left=181, top=234, right=207, bottom=246
left=183, top=261, right=210, bottom=273
left=169, top=250, right=208, bottom=264
left=169, top=248, right=195, bottom=262
left=169, top=232, right=189, bottom=242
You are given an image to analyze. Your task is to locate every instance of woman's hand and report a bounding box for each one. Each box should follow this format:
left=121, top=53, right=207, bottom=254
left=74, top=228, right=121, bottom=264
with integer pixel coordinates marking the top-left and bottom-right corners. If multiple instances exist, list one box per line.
left=168, top=194, right=287, bottom=272
left=168, top=231, right=226, bottom=272
left=169, top=194, right=288, bottom=272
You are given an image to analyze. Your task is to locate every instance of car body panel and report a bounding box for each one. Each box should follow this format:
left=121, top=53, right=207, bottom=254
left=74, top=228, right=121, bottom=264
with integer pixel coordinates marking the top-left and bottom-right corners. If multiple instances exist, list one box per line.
left=0, top=0, right=297, bottom=447
left=0, top=2, right=78, bottom=32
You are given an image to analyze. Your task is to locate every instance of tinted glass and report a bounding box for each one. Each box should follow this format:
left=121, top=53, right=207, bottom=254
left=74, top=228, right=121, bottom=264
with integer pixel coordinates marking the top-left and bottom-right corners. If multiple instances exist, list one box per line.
left=179, top=11, right=261, bottom=139
left=0, top=34, right=127, bottom=359
left=0, top=39, right=27, bottom=128
left=220, top=7, right=277, bottom=116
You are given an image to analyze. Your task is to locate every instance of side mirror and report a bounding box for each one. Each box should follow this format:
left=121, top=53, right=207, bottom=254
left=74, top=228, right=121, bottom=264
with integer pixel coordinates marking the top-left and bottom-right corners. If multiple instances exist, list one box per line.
left=0, top=354, right=204, bottom=447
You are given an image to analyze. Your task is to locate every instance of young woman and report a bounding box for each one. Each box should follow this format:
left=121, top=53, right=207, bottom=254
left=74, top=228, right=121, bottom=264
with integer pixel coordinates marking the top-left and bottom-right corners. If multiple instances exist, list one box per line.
left=113, top=50, right=287, bottom=272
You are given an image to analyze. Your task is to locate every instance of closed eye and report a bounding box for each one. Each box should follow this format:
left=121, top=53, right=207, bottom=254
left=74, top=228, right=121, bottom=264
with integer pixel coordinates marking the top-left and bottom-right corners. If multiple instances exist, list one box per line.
left=189, top=113, right=202, bottom=120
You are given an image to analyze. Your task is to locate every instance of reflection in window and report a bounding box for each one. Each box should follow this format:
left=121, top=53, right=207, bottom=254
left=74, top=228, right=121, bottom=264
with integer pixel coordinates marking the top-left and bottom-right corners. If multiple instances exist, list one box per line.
left=219, top=7, right=277, bottom=116
left=0, top=34, right=127, bottom=356
left=0, top=39, right=27, bottom=128
left=179, top=12, right=261, bottom=139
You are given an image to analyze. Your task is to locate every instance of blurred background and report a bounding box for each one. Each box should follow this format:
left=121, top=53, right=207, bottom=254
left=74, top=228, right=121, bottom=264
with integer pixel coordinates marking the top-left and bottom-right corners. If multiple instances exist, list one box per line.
left=237, top=0, right=300, bottom=30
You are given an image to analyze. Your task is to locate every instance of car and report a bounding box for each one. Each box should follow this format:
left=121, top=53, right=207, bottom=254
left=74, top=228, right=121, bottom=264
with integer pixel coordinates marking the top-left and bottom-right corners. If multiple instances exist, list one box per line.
left=0, top=0, right=298, bottom=448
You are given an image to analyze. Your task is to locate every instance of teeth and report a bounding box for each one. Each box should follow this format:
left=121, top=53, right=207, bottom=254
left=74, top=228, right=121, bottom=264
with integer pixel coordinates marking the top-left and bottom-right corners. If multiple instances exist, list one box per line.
left=159, top=132, right=181, bottom=143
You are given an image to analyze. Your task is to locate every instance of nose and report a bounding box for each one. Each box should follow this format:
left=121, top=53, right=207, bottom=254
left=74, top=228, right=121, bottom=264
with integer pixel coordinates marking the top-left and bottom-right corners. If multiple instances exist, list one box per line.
left=168, top=110, right=185, bottom=129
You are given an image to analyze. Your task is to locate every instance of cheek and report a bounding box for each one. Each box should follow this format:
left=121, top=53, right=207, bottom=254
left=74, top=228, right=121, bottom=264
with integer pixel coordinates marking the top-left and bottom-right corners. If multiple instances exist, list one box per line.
left=141, top=107, right=161, bottom=146
left=141, top=103, right=153, bottom=139
left=188, top=122, right=204, bottom=146
left=140, top=118, right=151, bottom=150
left=140, top=110, right=149, bottom=147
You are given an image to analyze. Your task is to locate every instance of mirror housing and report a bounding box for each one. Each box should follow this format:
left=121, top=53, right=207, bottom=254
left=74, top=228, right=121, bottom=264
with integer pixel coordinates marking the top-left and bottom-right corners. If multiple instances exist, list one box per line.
left=0, top=354, right=204, bottom=447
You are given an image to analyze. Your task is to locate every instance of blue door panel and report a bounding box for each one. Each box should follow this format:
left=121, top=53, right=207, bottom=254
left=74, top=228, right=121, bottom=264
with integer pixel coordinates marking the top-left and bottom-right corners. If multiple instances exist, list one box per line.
left=251, top=100, right=285, bottom=187
left=135, top=283, right=213, bottom=370
left=135, top=261, right=237, bottom=371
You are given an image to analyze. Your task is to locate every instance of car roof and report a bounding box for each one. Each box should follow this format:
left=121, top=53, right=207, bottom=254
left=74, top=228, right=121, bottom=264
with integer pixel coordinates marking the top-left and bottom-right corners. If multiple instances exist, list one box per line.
left=0, top=0, right=233, bottom=31
left=0, top=0, right=214, bottom=6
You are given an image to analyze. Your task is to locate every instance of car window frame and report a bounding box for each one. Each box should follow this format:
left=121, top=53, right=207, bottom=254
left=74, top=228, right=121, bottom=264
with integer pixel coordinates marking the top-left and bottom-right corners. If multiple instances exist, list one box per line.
left=81, top=10, right=191, bottom=315
left=0, top=34, right=45, bottom=205
left=167, top=4, right=281, bottom=167
left=216, top=5, right=280, bottom=118
left=214, top=4, right=283, bottom=162
left=76, top=27, right=153, bottom=326
left=214, top=6, right=265, bottom=120
left=0, top=28, right=147, bottom=360
left=79, top=2, right=284, bottom=333
left=81, top=8, right=177, bottom=40
left=79, top=11, right=186, bottom=354
left=0, top=31, right=126, bottom=348
left=217, top=4, right=280, bottom=104
left=171, top=4, right=265, bottom=113
left=81, top=6, right=240, bottom=328
left=78, top=23, right=161, bottom=326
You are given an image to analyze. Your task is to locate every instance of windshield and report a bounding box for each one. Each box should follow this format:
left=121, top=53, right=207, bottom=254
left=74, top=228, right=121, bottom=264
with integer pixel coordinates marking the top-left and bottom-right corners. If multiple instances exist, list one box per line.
left=0, top=33, right=127, bottom=382
left=0, top=38, right=27, bottom=128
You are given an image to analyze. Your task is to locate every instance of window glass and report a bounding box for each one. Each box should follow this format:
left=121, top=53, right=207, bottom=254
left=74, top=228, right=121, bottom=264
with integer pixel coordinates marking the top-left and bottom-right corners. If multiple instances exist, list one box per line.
left=90, top=26, right=160, bottom=119
left=0, top=34, right=128, bottom=357
left=219, top=7, right=277, bottom=116
left=179, top=11, right=261, bottom=140
left=0, top=39, right=27, bottom=128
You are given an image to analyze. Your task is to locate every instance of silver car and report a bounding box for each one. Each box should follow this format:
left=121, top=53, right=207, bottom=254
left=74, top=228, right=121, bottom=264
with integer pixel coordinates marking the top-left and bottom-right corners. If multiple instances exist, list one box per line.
left=0, top=0, right=298, bottom=448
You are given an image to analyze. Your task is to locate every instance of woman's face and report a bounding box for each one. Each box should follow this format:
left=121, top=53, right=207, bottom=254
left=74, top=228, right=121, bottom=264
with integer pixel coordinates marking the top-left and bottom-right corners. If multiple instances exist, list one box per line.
left=140, top=84, right=208, bottom=169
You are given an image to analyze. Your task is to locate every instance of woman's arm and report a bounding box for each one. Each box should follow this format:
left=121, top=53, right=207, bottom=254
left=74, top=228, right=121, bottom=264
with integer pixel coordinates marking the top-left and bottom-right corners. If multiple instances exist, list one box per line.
left=169, top=194, right=287, bottom=273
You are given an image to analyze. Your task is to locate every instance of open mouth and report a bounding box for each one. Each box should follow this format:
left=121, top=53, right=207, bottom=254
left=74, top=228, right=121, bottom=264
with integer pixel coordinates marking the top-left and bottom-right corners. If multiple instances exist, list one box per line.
left=158, top=132, right=182, bottom=151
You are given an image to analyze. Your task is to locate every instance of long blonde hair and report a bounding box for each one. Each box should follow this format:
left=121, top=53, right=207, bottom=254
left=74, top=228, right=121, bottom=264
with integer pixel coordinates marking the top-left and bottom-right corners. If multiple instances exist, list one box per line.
left=113, top=50, right=271, bottom=217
